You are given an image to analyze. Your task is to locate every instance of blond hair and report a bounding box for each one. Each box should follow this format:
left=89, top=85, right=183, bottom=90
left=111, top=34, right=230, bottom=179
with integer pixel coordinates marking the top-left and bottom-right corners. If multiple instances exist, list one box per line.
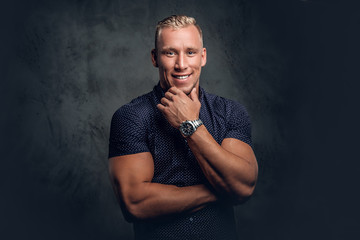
left=155, top=15, right=203, bottom=50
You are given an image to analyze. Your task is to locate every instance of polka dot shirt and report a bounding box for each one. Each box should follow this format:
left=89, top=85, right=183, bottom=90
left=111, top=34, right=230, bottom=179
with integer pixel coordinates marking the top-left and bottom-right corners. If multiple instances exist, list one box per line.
left=109, top=83, right=252, bottom=240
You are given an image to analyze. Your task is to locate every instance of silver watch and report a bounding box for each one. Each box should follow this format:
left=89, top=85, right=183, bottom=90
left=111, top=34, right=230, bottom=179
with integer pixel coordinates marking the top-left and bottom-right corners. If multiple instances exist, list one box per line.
left=179, top=119, right=203, bottom=137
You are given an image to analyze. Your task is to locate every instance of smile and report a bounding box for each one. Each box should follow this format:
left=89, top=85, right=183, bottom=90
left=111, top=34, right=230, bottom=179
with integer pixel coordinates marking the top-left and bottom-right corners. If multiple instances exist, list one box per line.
left=173, top=74, right=191, bottom=80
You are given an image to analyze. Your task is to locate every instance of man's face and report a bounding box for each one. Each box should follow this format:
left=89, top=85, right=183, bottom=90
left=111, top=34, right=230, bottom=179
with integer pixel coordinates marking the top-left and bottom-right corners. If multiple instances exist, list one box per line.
left=151, top=25, right=207, bottom=95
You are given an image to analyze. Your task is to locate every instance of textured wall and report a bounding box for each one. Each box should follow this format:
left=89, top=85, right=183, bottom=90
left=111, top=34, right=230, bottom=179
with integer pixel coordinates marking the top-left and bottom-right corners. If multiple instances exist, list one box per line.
left=1, top=0, right=359, bottom=239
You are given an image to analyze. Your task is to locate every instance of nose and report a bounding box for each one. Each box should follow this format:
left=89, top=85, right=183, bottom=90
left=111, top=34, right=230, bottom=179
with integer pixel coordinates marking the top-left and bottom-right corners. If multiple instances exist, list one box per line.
left=174, top=53, right=188, bottom=71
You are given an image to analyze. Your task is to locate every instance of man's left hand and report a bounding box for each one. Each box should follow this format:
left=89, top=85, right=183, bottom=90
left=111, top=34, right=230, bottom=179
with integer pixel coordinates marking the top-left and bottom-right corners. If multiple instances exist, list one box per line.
left=157, top=87, right=201, bottom=129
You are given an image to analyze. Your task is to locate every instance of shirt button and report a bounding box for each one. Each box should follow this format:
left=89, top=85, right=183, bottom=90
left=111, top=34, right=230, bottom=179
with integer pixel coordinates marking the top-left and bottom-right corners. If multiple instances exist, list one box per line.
left=189, top=217, right=193, bottom=222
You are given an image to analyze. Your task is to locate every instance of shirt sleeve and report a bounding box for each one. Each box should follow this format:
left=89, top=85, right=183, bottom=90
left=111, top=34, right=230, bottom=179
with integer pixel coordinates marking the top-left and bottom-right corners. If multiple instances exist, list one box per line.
left=224, top=101, right=252, bottom=147
left=108, top=105, right=150, bottom=158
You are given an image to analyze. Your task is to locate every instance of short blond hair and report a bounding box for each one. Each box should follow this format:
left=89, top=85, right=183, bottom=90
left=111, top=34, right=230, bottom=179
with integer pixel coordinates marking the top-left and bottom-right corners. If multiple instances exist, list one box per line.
left=155, top=15, right=203, bottom=50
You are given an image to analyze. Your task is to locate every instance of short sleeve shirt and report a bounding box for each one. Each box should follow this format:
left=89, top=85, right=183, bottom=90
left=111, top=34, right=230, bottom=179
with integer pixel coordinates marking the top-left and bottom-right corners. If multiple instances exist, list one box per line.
left=109, top=83, right=252, bottom=240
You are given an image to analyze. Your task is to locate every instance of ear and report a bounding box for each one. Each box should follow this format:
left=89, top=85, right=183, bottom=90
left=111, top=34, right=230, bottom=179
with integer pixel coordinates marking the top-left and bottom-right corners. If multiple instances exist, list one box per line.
left=151, top=49, right=158, bottom=67
left=201, top=48, right=207, bottom=67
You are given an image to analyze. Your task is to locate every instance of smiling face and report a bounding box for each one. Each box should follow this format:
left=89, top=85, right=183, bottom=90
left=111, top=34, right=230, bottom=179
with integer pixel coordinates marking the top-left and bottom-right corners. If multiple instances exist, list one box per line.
left=151, top=25, right=207, bottom=95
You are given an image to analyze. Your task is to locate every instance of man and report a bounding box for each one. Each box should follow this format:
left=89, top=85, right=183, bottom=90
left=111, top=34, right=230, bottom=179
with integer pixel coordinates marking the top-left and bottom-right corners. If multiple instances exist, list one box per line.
left=108, top=15, right=258, bottom=240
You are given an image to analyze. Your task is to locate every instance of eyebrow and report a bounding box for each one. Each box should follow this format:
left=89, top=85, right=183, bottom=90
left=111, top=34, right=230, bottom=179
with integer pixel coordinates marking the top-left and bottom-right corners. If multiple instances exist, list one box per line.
left=160, top=47, right=177, bottom=52
left=160, top=46, right=200, bottom=51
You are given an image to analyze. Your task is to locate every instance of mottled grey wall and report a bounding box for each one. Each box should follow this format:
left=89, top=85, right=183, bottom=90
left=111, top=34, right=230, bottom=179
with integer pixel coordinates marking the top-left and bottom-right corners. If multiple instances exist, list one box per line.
left=1, top=0, right=359, bottom=239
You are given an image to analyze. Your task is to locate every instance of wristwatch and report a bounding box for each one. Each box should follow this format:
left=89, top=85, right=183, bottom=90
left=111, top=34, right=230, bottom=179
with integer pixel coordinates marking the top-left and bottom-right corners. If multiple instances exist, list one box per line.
left=179, top=119, right=203, bottom=137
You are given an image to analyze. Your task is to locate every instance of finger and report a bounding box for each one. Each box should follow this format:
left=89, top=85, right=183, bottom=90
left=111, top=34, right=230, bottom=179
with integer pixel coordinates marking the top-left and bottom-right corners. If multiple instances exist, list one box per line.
left=168, top=87, right=182, bottom=95
left=160, top=97, right=171, bottom=106
left=157, top=103, right=166, bottom=112
left=189, top=88, right=198, bottom=102
left=164, top=92, right=174, bottom=101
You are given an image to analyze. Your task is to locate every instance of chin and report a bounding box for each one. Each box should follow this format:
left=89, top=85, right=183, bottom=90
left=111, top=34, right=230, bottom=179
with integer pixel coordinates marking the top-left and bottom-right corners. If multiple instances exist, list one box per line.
left=175, top=81, right=199, bottom=94
left=176, top=86, right=192, bottom=95
left=161, top=78, right=198, bottom=94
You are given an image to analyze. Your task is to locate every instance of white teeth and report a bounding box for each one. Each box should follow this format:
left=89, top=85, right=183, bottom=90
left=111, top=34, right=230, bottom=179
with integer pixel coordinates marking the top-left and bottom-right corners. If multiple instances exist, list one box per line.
left=174, top=75, right=189, bottom=79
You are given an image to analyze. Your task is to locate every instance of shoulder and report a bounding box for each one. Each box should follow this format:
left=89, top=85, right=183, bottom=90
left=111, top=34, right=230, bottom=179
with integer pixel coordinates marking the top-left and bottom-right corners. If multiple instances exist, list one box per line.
left=109, top=91, right=156, bottom=158
left=201, top=88, right=252, bottom=146
left=111, top=91, right=156, bottom=125
left=202, top=90, right=249, bottom=118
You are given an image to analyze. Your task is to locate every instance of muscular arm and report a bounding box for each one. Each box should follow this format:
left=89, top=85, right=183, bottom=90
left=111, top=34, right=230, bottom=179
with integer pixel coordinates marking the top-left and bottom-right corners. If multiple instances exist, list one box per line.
left=157, top=87, right=258, bottom=203
left=186, top=127, right=258, bottom=203
left=109, top=152, right=217, bottom=222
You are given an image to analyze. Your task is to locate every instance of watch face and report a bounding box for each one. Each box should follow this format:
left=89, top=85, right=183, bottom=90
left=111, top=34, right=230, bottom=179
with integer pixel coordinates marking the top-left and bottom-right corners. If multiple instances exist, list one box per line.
left=181, top=122, right=195, bottom=136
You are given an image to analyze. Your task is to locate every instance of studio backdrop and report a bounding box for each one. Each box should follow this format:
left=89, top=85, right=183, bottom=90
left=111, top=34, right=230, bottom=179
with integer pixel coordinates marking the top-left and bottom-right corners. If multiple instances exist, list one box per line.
left=1, top=0, right=359, bottom=240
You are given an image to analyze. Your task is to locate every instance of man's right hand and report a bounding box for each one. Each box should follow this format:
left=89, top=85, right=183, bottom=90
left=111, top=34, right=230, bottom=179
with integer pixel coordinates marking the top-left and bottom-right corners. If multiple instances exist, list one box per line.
left=157, top=87, right=201, bottom=129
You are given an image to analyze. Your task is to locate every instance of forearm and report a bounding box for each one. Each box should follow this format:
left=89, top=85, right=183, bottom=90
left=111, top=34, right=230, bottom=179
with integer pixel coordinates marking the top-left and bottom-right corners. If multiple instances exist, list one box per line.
left=186, top=126, right=258, bottom=201
left=118, top=182, right=216, bottom=221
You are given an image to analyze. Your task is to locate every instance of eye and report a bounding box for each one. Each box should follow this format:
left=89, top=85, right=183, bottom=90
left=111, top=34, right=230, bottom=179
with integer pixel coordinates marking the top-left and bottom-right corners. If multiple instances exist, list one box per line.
left=187, top=51, right=196, bottom=56
left=165, top=51, right=175, bottom=56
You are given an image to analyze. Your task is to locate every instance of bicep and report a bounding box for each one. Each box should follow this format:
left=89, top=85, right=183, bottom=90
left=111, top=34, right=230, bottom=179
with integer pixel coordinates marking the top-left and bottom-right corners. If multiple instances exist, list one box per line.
left=109, top=152, right=154, bottom=197
left=109, top=152, right=155, bottom=221
left=221, top=138, right=257, bottom=170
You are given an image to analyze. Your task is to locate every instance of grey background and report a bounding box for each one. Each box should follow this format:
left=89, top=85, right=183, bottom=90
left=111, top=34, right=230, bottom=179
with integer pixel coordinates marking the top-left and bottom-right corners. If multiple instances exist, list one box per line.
left=1, top=0, right=359, bottom=239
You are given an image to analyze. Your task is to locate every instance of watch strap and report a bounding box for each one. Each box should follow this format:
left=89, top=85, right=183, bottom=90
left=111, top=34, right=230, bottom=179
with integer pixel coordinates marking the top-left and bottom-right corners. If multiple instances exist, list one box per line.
left=190, top=119, right=203, bottom=129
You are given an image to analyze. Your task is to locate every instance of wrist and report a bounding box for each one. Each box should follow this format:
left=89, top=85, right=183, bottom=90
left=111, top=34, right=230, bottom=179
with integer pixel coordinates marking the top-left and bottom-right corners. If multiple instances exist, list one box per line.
left=179, top=119, right=203, bottom=137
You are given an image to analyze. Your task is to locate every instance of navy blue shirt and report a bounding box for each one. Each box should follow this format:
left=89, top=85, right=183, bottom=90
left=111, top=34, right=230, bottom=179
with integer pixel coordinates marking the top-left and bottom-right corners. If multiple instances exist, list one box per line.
left=109, top=83, right=252, bottom=240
